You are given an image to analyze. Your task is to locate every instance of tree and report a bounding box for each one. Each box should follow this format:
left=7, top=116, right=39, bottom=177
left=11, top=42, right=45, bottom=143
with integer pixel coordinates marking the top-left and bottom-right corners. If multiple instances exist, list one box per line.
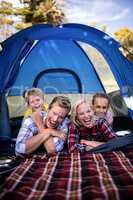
left=0, top=0, right=65, bottom=41
left=17, top=0, right=65, bottom=28
left=114, top=28, right=133, bottom=62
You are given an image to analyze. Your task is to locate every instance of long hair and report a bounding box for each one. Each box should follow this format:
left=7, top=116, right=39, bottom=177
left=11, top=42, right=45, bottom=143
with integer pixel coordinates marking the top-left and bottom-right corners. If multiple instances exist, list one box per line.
left=71, top=99, right=88, bottom=127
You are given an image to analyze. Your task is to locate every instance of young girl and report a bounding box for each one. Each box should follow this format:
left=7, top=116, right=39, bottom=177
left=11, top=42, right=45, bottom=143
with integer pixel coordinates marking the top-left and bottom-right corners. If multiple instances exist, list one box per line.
left=23, top=88, right=48, bottom=117
left=92, top=93, right=113, bottom=125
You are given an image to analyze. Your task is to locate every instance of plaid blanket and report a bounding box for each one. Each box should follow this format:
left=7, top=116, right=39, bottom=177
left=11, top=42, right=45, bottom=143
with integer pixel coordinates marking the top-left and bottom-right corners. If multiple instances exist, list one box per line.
left=0, top=150, right=133, bottom=200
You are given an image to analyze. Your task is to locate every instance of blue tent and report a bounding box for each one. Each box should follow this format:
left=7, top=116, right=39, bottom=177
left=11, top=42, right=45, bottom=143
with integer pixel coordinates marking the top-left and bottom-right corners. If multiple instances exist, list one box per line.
left=0, top=23, right=133, bottom=152
left=1, top=23, right=133, bottom=94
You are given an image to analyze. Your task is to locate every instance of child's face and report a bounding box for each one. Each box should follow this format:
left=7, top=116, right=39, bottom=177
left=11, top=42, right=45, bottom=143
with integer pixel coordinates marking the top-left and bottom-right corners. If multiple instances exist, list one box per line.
left=92, top=97, right=109, bottom=117
left=28, top=95, right=44, bottom=111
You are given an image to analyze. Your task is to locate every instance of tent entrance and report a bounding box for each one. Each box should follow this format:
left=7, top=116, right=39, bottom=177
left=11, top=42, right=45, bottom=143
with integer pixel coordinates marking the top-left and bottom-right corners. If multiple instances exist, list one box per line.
left=33, top=68, right=82, bottom=93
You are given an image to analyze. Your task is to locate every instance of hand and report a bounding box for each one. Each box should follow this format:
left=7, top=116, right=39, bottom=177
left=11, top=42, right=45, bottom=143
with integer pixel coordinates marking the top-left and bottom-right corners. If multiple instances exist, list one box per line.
left=81, top=140, right=105, bottom=148
left=50, top=130, right=66, bottom=141
left=85, top=146, right=94, bottom=151
left=80, top=139, right=88, bottom=145
left=59, top=133, right=67, bottom=141
left=80, top=139, right=96, bottom=147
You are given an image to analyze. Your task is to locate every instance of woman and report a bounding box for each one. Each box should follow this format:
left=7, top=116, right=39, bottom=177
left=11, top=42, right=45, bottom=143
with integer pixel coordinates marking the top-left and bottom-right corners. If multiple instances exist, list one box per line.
left=68, top=99, right=117, bottom=153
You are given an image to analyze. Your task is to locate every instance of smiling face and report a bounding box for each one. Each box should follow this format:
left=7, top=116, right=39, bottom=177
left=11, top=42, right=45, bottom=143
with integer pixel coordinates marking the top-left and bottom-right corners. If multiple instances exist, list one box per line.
left=45, top=102, right=68, bottom=129
left=92, top=97, right=109, bottom=117
left=28, top=95, right=44, bottom=111
left=76, top=102, right=94, bottom=128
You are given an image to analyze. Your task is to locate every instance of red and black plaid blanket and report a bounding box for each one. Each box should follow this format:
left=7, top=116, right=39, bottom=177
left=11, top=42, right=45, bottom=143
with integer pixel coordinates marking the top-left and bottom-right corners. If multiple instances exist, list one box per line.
left=0, top=150, right=133, bottom=200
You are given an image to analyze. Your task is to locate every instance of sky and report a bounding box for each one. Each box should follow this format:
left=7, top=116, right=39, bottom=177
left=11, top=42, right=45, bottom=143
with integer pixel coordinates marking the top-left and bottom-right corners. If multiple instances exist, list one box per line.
left=58, top=0, right=133, bottom=37
left=1, top=0, right=133, bottom=37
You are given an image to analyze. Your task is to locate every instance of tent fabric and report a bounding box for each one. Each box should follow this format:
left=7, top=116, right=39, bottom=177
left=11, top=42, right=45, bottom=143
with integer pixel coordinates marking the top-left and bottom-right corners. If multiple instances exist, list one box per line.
left=9, top=39, right=105, bottom=95
left=0, top=40, right=34, bottom=93
left=0, top=23, right=133, bottom=95
left=0, top=93, right=11, bottom=140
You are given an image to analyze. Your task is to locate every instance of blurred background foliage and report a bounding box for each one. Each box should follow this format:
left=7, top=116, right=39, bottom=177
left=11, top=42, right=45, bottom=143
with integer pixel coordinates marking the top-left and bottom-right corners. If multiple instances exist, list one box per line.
left=115, top=28, right=133, bottom=61
left=0, top=0, right=65, bottom=30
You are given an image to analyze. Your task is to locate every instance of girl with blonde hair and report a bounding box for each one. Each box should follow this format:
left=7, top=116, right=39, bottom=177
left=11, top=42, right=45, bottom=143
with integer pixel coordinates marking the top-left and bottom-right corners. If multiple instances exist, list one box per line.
left=23, top=87, right=48, bottom=117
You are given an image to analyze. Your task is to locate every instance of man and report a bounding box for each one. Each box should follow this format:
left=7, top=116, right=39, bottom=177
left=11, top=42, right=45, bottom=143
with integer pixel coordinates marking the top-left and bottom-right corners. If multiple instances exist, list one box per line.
left=15, top=96, right=71, bottom=155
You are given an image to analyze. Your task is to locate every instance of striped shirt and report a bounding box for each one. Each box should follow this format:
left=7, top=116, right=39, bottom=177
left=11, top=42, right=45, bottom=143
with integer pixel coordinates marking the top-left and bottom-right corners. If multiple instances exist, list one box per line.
left=15, top=111, right=70, bottom=155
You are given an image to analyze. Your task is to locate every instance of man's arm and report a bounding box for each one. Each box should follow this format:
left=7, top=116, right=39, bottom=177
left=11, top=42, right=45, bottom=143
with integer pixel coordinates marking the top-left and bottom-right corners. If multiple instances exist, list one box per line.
left=31, top=111, right=66, bottom=140
left=31, top=111, right=67, bottom=153
left=15, top=117, right=50, bottom=155
left=25, top=130, right=50, bottom=154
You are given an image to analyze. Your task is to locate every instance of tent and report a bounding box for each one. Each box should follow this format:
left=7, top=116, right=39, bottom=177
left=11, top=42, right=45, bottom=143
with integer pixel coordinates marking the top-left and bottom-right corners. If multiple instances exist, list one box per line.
left=0, top=23, right=133, bottom=153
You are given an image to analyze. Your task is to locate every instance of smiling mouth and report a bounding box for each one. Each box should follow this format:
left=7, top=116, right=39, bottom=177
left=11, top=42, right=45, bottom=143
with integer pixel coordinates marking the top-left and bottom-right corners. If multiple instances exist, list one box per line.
left=34, top=105, right=41, bottom=108
left=84, top=121, right=91, bottom=124
left=83, top=118, right=94, bottom=126
left=48, top=121, right=57, bottom=128
left=50, top=123, right=56, bottom=128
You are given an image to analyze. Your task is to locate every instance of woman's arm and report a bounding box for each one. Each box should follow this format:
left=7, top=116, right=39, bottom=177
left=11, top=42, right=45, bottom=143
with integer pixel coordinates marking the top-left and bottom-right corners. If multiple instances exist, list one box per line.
left=80, top=139, right=105, bottom=148
left=68, top=123, right=85, bottom=153
left=15, top=117, right=50, bottom=155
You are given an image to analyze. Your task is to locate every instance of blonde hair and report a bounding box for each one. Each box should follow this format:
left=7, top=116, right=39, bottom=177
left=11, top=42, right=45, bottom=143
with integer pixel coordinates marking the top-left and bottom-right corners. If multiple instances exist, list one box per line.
left=24, top=88, right=44, bottom=105
left=71, top=99, right=89, bottom=127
